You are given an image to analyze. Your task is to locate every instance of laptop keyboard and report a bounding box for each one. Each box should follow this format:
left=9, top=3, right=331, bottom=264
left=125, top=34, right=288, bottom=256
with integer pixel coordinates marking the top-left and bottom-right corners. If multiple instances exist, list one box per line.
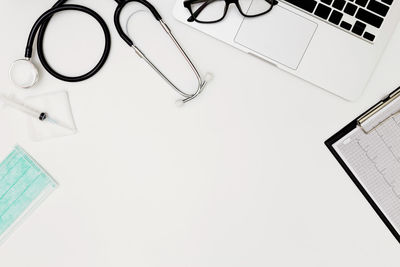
left=281, top=0, right=394, bottom=42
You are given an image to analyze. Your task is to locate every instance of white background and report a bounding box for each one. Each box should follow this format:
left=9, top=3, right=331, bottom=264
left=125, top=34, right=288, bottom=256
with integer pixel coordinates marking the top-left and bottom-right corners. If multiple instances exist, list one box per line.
left=0, top=0, right=399, bottom=266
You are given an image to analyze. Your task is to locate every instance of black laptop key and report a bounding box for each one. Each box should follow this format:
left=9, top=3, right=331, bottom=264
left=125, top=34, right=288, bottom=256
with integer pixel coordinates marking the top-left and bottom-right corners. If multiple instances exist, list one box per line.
left=333, top=0, right=346, bottom=10
left=340, top=21, right=352, bottom=30
left=329, top=10, right=343, bottom=24
left=356, top=8, right=384, bottom=28
left=344, top=3, right=357, bottom=15
left=355, top=0, right=368, bottom=7
left=284, top=0, right=317, bottom=13
left=321, top=0, right=333, bottom=5
left=315, top=4, right=332, bottom=19
left=381, top=0, right=393, bottom=5
left=363, top=31, right=376, bottom=41
left=367, top=0, right=390, bottom=17
left=352, top=21, right=366, bottom=35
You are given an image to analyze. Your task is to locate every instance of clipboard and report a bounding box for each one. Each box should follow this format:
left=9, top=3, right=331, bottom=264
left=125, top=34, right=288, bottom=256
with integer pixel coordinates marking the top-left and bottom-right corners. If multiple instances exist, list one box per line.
left=325, top=86, right=400, bottom=244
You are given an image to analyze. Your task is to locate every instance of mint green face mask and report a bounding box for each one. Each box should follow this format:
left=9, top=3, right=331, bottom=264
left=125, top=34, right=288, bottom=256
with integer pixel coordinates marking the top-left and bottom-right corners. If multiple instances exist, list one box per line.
left=0, top=146, right=57, bottom=243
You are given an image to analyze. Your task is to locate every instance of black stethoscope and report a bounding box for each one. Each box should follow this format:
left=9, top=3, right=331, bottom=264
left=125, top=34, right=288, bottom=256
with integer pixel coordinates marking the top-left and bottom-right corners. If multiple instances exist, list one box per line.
left=10, top=0, right=208, bottom=104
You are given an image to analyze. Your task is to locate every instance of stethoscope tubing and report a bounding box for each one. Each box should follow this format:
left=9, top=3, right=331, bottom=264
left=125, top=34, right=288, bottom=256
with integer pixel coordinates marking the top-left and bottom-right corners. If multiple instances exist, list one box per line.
left=18, top=0, right=208, bottom=104
left=25, top=4, right=111, bottom=83
left=114, top=0, right=162, bottom=47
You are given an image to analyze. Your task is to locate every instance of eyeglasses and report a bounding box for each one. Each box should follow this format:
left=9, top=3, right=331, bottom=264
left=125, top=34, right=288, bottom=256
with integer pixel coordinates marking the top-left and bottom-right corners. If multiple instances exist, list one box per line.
left=184, top=0, right=278, bottom=24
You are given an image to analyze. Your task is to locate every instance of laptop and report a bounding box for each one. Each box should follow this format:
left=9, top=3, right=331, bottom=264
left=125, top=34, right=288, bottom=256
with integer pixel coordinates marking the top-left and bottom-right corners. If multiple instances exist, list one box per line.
left=173, top=0, right=400, bottom=100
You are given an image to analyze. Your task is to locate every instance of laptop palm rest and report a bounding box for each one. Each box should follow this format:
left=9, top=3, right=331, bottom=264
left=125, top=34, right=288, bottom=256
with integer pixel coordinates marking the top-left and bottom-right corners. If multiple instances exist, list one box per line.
left=234, top=5, right=317, bottom=70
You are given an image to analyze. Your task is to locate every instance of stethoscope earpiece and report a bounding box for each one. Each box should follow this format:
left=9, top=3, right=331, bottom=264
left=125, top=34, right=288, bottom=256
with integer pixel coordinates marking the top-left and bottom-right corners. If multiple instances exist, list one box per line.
left=9, top=59, right=39, bottom=89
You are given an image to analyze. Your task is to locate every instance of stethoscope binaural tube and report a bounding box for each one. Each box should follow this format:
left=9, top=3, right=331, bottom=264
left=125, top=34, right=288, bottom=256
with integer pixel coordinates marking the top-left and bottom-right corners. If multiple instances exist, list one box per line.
left=113, top=0, right=162, bottom=47
left=113, top=0, right=209, bottom=105
left=11, top=1, right=111, bottom=88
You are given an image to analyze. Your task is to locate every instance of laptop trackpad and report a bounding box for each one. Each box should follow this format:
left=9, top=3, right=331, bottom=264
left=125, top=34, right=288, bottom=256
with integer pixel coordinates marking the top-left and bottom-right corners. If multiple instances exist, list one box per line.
left=234, top=5, right=317, bottom=70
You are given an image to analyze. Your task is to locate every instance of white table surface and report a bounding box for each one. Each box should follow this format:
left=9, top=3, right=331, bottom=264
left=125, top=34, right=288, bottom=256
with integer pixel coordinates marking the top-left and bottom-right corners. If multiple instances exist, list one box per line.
left=1, top=0, right=399, bottom=266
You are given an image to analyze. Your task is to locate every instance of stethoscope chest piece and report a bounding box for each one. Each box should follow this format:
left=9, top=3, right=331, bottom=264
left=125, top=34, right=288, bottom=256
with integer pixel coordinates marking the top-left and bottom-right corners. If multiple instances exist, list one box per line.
left=12, top=3, right=111, bottom=89
left=9, top=59, right=39, bottom=89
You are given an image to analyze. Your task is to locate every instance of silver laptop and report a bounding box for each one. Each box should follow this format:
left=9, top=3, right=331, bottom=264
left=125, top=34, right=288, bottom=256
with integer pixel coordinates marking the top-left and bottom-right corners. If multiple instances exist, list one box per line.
left=173, top=0, right=400, bottom=100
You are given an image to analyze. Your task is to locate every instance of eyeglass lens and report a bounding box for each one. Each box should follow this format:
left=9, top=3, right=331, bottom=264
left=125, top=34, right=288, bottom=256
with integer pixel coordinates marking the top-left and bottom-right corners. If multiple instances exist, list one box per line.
left=238, top=0, right=273, bottom=16
left=191, top=1, right=226, bottom=22
left=190, top=0, right=274, bottom=22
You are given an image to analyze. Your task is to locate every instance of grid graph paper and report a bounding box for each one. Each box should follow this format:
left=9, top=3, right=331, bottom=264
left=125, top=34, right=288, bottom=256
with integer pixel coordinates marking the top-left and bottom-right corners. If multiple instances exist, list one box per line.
left=333, top=112, right=400, bottom=234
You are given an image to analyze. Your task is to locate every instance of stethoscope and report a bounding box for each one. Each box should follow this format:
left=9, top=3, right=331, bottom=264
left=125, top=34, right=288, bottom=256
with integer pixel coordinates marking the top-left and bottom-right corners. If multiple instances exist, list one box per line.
left=10, top=0, right=209, bottom=104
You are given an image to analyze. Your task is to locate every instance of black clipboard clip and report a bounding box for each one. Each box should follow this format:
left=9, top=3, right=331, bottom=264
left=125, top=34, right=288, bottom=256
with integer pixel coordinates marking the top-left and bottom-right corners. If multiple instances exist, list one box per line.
left=357, top=87, right=400, bottom=134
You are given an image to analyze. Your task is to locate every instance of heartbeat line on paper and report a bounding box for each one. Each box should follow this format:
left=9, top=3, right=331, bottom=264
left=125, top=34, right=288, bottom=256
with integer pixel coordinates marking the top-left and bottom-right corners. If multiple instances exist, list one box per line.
left=356, top=116, right=400, bottom=199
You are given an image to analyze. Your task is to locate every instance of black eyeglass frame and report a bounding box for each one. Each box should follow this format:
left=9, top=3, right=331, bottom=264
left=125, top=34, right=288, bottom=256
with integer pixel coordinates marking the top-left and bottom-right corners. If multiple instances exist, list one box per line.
left=184, top=0, right=278, bottom=24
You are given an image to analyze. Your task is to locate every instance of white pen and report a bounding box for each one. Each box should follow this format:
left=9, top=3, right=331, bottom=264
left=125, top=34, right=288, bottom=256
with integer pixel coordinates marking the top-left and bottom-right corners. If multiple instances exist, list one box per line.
left=0, top=94, right=73, bottom=131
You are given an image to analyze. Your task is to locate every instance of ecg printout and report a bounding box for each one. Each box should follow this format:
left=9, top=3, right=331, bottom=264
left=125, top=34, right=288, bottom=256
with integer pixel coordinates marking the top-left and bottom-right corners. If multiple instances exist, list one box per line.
left=333, top=112, right=400, bottom=234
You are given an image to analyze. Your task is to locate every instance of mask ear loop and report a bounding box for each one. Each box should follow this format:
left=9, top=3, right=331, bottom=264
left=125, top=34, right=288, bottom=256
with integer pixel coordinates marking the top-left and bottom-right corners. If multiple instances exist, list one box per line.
left=120, top=6, right=210, bottom=105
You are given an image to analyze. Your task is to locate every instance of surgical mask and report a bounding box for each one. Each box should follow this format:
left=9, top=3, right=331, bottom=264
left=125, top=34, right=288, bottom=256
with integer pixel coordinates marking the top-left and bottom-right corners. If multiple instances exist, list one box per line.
left=0, top=145, right=57, bottom=244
